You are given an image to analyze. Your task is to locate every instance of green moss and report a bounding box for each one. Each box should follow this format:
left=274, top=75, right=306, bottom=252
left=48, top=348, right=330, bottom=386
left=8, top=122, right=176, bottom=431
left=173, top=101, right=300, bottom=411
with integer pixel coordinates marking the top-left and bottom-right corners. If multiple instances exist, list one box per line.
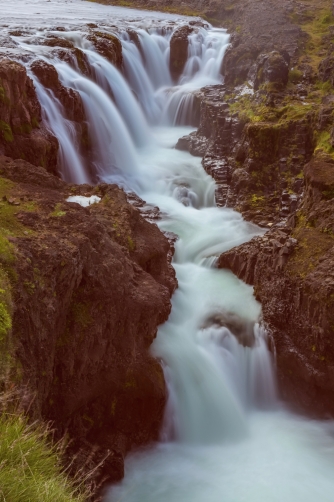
left=127, top=235, right=135, bottom=252
left=50, top=203, right=66, bottom=217
left=288, top=226, right=334, bottom=278
left=14, top=123, right=32, bottom=135
left=0, top=121, right=13, bottom=143
left=249, top=194, right=265, bottom=208
left=71, top=302, right=91, bottom=328
left=0, top=302, right=11, bottom=343
left=23, top=281, right=36, bottom=295
left=315, top=131, right=334, bottom=157
left=31, top=116, right=39, bottom=128
left=288, top=68, right=303, bottom=84
left=0, top=85, right=6, bottom=102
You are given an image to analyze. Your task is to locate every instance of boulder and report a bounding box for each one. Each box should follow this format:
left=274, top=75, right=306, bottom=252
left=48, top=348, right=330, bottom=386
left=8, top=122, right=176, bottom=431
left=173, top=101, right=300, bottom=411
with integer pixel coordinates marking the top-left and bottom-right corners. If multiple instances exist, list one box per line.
left=251, top=51, right=290, bottom=90
left=0, top=155, right=177, bottom=488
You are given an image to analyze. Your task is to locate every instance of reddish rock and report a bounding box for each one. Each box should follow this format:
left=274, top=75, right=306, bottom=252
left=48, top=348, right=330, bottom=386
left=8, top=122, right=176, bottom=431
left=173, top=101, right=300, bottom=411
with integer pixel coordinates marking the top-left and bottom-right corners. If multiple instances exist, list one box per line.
left=170, top=25, right=193, bottom=81
left=31, top=60, right=86, bottom=122
left=218, top=153, right=334, bottom=417
left=0, top=59, right=58, bottom=173
left=0, top=155, right=176, bottom=489
left=87, top=31, right=123, bottom=69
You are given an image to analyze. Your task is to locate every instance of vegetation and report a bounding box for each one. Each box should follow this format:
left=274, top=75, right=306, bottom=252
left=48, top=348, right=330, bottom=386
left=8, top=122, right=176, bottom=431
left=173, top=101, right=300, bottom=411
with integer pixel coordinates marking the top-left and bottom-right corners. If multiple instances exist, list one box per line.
left=0, top=410, right=86, bottom=502
left=0, top=120, right=13, bottom=142
left=50, top=203, right=67, bottom=217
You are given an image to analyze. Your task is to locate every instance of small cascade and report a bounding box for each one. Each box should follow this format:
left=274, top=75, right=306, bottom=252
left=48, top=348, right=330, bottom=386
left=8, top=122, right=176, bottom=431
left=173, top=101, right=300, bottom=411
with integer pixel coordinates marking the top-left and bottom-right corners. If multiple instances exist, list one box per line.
left=84, top=49, right=150, bottom=147
left=32, top=76, right=89, bottom=184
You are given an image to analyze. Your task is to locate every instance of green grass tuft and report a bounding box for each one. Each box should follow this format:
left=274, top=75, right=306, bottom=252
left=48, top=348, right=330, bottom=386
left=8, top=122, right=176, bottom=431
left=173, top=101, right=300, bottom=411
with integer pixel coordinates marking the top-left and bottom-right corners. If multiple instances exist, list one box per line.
left=0, top=413, right=86, bottom=502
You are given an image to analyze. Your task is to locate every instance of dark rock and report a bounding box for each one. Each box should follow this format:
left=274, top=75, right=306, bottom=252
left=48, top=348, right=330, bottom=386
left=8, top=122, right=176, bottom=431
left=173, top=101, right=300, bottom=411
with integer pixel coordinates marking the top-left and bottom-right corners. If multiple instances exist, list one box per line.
left=0, top=58, right=58, bottom=173
left=319, top=56, right=334, bottom=86
left=0, top=155, right=177, bottom=485
left=169, top=25, right=193, bottom=81
left=87, top=31, right=123, bottom=69
left=218, top=154, right=334, bottom=417
left=250, top=51, right=290, bottom=91
left=31, top=60, right=85, bottom=122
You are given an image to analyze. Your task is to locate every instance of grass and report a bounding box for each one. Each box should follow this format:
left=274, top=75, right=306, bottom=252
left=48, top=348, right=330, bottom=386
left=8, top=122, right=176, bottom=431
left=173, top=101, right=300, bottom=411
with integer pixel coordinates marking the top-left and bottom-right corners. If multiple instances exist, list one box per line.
left=50, top=203, right=67, bottom=217
left=291, top=0, right=334, bottom=70
left=0, top=412, right=87, bottom=502
left=315, top=130, right=334, bottom=155
left=85, top=0, right=223, bottom=25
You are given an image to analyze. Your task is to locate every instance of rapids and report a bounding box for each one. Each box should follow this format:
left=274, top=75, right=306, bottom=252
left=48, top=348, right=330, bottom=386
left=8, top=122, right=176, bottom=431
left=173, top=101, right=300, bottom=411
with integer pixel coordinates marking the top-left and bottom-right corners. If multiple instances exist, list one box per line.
left=2, top=1, right=334, bottom=501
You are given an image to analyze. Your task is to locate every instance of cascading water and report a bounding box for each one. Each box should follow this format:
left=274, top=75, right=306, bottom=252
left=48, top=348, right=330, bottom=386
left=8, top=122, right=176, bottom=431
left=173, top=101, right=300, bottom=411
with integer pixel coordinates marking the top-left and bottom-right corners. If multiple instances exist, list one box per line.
left=3, top=1, right=334, bottom=500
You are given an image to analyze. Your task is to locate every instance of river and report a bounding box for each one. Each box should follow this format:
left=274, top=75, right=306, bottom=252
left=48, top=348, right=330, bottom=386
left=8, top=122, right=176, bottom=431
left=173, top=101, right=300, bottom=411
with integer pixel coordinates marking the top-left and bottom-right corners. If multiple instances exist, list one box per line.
left=2, top=1, right=334, bottom=500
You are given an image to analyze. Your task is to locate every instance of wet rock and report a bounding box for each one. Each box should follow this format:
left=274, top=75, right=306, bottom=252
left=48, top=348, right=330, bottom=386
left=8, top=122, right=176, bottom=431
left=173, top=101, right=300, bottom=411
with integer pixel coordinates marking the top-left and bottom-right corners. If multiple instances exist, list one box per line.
left=0, top=58, right=58, bottom=173
left=87, top=31, right=123, bottom=69
left=31, top=60, right=85, bottom=122
left=43, top=36, right=74, bottom=49
left=0, top=35, right=18, bottom=49
left=169, top=25, right=193, bottom=81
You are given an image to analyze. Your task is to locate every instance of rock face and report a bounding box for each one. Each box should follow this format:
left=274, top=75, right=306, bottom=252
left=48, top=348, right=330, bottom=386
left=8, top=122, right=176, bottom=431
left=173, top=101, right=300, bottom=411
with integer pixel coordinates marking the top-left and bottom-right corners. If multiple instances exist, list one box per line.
left=0, top=59, right=58, bottom=173
left=177, top=83, right=314, bottom=225
left=250, top=51, right=290, bottom=91
left=0, top=155, right=176, bottom=489
left=87, top=31, right=123, bottom=69
left=218, top=153, right=334, bottom=417
left=31, top=60, right=86, bottom=123
left=169, top=25, right=193, bottom=81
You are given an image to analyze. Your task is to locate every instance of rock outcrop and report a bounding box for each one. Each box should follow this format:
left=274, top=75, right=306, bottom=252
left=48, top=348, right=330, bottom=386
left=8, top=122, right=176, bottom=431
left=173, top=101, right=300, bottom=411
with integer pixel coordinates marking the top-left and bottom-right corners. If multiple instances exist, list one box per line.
left=169, top=25, right=193, bottom=81
left=218, top=152, right=334, bottom=417
left=0, top=59, right=58, bottom=173
left=0, top=155, right=176, bottom=491
left=87, top=31, right=123, bottom=69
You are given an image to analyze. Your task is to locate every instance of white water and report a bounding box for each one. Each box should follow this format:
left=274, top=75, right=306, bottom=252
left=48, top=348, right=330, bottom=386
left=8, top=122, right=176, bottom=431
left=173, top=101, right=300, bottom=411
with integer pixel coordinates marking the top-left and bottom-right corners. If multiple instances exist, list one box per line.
left=3, top=1, right=334, bottom=500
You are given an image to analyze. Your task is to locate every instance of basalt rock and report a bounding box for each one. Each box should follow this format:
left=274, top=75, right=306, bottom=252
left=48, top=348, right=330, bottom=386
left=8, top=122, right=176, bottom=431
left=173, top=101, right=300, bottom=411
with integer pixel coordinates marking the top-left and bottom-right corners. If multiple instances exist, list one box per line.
left=31, top=60, right=86, bottom=123
left=169, top=25, right=193, bottom=81
left=249, top=51, right=290, bottom=91
left=0, top=59, right=58, bottom=174
left=0, top=155, right=176, bottom=491
left=178, top=82, right=314, bottom=226
left=218, top=153, right=334, bottom=417
left=319, top=55, right=334, bottom=87
left=87, top=31, right=123, bottom=69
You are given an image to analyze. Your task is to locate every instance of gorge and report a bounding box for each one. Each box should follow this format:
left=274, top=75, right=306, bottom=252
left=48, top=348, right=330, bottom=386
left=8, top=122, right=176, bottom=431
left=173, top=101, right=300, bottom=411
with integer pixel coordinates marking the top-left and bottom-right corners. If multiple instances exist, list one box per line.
left=1, top=0, right=334, bottom=501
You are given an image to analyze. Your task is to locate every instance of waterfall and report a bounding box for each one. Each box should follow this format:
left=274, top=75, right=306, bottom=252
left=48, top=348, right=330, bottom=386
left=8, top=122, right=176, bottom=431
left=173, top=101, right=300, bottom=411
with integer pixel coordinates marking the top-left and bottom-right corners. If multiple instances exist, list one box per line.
left=5, top=1, right=334, bottom=500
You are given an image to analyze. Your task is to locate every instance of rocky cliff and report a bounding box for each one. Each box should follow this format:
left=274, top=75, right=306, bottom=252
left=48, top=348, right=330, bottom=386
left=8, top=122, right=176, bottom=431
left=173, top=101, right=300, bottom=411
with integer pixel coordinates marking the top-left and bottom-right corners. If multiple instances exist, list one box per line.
left=0, top=153, right=176, bottom=493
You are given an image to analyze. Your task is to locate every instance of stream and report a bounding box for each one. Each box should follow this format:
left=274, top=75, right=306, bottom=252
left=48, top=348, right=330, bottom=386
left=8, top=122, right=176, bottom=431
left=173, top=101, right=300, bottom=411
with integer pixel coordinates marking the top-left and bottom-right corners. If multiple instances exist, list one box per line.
left=2, top=1, right=334, bottom=500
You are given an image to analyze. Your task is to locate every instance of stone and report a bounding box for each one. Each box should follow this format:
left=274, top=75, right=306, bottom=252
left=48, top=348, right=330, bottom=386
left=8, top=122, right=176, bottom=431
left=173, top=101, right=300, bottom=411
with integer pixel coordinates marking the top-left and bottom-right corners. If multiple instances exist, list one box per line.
left=169, top=25, right=193, bottom=81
